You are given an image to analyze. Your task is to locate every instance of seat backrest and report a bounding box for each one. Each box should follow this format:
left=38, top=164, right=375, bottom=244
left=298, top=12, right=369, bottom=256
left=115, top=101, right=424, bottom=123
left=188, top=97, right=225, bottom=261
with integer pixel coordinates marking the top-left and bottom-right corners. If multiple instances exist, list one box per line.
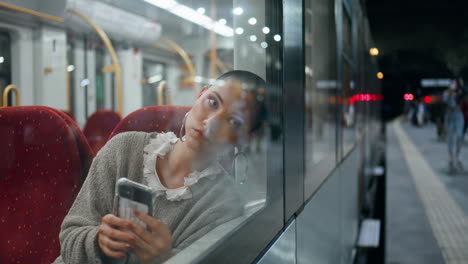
left=50, top=108, right=94, bottom=182
left=61, top=110, right=75, bottom=121
left=109, top=105, right=190, bottom=138
left=0, top=106, right=82, bottom=264
left=83, top=110, right=121, bottom=154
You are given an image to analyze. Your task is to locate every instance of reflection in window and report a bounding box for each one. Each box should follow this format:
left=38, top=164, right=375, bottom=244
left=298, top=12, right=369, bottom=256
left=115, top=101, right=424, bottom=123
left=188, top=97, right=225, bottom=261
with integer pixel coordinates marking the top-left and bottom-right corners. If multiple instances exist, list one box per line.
left=305, top=0, right=337, bottom=189
left=342, top=9, right=356, bottom=154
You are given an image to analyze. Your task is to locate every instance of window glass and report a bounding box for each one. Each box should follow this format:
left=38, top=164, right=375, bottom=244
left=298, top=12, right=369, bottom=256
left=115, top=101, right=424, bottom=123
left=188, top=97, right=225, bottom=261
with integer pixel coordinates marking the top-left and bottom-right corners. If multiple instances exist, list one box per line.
left=1, top=0, right=279, bottom=263
left=304, top=0, right=337, bottom=194
left=342, top=9, right=356, bottom=154
left=0, top=31, right=11, bottom=106
left=95, top=47, right=105, bottom=110
left=142, top=60, right=166, bottom=106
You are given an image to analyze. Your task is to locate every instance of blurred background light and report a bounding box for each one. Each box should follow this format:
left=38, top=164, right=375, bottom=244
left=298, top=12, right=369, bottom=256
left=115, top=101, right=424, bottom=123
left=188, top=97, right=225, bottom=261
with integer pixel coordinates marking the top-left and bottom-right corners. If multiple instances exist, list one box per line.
left=233, top=7, right=243, bottom=15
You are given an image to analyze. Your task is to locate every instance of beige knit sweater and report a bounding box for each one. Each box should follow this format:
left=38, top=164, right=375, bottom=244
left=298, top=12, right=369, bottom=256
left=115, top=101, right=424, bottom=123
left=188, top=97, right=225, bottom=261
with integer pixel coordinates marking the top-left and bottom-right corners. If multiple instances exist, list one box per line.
left=53, top=132, right=243, bottom=264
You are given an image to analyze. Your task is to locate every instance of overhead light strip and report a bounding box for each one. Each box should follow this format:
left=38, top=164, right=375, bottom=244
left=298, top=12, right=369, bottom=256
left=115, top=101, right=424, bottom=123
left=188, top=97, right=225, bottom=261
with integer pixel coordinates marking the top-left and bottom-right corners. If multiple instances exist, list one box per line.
left=144, top=0, right=234, bottom=37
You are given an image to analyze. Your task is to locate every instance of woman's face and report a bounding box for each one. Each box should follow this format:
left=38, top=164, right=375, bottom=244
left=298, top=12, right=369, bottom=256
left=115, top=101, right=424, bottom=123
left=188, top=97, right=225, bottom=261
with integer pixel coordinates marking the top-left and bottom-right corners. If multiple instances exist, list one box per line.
left=184, top=79, right=255, bottom=154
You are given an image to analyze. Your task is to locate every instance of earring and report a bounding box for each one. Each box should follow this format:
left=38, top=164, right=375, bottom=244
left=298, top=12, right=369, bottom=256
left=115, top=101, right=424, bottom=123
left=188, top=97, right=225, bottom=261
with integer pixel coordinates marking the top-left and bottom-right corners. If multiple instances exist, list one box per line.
left=232, top=146, right=248, bottom=185
left=179, top=111, right=189, bottom=142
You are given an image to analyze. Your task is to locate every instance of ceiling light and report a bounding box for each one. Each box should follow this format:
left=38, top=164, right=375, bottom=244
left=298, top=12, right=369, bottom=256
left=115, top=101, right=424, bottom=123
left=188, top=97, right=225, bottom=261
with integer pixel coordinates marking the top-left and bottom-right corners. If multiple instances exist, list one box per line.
left=233, top=7, right=243, bottom=15
left=250, top=35, right=257, bottom=42
left=261, top=42, right=268, bottom=48
left=144, top=0, right=233, bottom=37
left=0, top=56, right=4, bottom=64
left=235, top=27, right=244, bottom=35
left=274, top=34, right=281, bottom=42
left=248, top=17, right=257, bottom=25
left=219, top=18, right=227, bottom=25
left=67, top=65, right=75, bottom=72
left=262, top=27, right=270, bottom=34
left=196, top=7, right=205, bottom=14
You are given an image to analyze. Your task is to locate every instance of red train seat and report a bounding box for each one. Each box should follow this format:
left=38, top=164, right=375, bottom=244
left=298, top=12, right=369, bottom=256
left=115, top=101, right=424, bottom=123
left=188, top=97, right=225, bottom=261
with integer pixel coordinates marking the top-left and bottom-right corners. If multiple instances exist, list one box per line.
left=83, top=110, right=121, bottom=154
left=109, top=105, right=190, bottom=138
left=61, top=110, right=75, bottom=121
left=51, top=108, right=94, bottom=182
left=0, top=106, right=83, bottom=264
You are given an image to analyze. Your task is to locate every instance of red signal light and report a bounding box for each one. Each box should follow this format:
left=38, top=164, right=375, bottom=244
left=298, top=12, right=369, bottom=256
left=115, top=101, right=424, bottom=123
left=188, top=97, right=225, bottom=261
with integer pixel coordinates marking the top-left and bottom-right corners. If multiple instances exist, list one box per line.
left=404, top=93, right=414, bottom=101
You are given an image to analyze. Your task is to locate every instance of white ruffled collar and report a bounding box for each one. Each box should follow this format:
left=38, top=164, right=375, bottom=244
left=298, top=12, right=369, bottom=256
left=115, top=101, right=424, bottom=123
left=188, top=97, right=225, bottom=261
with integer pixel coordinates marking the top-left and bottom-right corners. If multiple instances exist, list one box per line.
left=143, top=132, right=224, bottom=201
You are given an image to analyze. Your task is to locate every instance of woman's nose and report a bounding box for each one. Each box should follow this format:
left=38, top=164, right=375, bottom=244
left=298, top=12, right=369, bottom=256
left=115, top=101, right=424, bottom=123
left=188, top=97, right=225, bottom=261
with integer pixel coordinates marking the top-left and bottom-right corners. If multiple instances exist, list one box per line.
left=204, top=111, right=223, bottom=126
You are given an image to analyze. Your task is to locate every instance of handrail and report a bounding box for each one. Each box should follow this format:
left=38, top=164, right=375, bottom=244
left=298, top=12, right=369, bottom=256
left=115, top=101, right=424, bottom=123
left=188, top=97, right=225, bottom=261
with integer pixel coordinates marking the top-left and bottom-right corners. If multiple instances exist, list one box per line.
left=67, top=8, right=123, bottom=116
left=157, top=38, right=196, bottom=94
left=0, top=2, right=64, bottom=22
left=216, top=58, right=227, bottom=73
left=3, top=84, right=20, bottom=107
left=157, top=81, right=171, bottom=105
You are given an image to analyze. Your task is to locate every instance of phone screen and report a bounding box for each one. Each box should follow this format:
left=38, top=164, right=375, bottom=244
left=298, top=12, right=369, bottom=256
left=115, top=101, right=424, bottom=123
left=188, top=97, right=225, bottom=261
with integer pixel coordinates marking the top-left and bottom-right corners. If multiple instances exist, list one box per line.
left=118, top=196, right=149, bottom=228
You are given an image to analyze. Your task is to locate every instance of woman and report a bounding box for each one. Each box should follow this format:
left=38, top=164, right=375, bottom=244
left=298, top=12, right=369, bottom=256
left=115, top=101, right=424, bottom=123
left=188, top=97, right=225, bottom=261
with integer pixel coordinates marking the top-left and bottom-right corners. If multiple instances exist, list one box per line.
left=444, top=79, right=465, bottom=172
left=53, top=70, right=267, bottom=264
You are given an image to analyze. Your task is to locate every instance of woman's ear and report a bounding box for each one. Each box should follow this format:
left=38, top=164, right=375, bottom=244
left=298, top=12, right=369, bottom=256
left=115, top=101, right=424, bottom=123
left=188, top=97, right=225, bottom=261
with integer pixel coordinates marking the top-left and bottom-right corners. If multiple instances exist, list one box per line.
left=198, top=85, right=209, bottom=98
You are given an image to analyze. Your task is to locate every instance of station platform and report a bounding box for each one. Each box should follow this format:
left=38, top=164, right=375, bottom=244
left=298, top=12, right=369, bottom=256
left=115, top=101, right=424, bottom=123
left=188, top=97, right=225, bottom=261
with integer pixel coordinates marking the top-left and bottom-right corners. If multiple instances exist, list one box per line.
left=386, top=120, right=468, bottom=264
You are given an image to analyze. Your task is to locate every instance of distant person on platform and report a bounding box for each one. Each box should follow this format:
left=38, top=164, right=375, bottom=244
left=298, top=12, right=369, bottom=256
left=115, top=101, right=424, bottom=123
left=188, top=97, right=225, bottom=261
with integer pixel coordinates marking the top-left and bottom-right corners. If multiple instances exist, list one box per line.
left=460, top=94, right=468, bottom=142
left=443, top=79, right=465, bottom=172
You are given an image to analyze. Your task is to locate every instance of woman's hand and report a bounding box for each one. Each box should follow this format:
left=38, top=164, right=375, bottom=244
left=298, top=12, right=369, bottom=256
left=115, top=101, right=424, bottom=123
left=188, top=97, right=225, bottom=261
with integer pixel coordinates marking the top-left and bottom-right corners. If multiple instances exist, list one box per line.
left=97, top=214, right=138, bottom=259
left=127, top=210, right=173, bottom=263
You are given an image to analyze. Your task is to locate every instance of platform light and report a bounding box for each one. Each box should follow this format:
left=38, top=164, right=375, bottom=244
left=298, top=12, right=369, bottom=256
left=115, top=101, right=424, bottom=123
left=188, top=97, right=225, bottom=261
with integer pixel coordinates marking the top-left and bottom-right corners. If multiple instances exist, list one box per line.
left=233, top=7, right=243, bottom=15
left=196, top=7, right=205, bottom=14
left=262, top=27, right=270, bottom=34
left=260, top=41, right=268, bottom=48
left=250, top=35, right=257, bottom=42
left=377, top=72, right=384, bottom=79
left=273, top=34, right=281, bottom=42
left=423, top=96, right=431, bottom=104
left=67, top=65, right=75, bottom=72
left=0, top=56, right=4, bottom=63
left=235, top=27, right=244, bottom=35
left=369, top=48, right=379, bottom=56
left=404, top=93, right=414, bottom=101
left=144, top=0, right=233, bottom=37
left=248, top=17, right=257, bottom=25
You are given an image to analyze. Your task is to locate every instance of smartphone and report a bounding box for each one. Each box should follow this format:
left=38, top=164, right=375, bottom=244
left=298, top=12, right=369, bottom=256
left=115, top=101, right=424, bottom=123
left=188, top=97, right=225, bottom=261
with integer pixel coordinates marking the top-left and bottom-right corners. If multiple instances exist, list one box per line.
left=116, top=178, right=154, bottom=229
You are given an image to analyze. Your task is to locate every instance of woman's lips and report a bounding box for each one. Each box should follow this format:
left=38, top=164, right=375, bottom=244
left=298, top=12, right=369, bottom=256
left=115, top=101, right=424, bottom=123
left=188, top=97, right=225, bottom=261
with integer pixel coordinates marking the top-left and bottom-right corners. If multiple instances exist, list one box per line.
left=191, top=128, right=205, bottom=140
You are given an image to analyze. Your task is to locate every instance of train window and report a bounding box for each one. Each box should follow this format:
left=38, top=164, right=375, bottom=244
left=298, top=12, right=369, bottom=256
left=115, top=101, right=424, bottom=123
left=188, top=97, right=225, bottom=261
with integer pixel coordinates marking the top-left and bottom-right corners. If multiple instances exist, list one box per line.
left=95, top=47, right=106, bottom=110
left=0, top=31, right=11, bottom=106
left=67, top=42, right=76, bottom=115
left=142, top=60, right=167, bottom=106
left=304, top=0, right=338, bottom=195
left=341, top=9, right=356, bottom=156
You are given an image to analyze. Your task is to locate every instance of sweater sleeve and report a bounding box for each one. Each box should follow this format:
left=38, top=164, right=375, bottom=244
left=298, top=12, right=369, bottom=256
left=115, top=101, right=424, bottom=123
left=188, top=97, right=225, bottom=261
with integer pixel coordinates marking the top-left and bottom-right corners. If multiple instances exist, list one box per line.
left=56, top=133, right=130, bottom=264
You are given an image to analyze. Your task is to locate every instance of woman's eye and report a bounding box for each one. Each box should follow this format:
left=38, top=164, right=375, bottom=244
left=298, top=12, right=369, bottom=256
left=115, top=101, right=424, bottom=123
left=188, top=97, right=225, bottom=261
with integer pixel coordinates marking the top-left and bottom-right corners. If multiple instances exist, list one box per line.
left=230, top=119, right=243, bottom=131
left=208, top=97, right=218, bottom=109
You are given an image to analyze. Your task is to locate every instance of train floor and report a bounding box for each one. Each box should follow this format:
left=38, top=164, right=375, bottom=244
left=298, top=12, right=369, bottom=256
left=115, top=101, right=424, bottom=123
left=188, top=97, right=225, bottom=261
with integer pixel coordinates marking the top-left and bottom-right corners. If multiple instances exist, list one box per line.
left=386, top=119, right=468, bottom=264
